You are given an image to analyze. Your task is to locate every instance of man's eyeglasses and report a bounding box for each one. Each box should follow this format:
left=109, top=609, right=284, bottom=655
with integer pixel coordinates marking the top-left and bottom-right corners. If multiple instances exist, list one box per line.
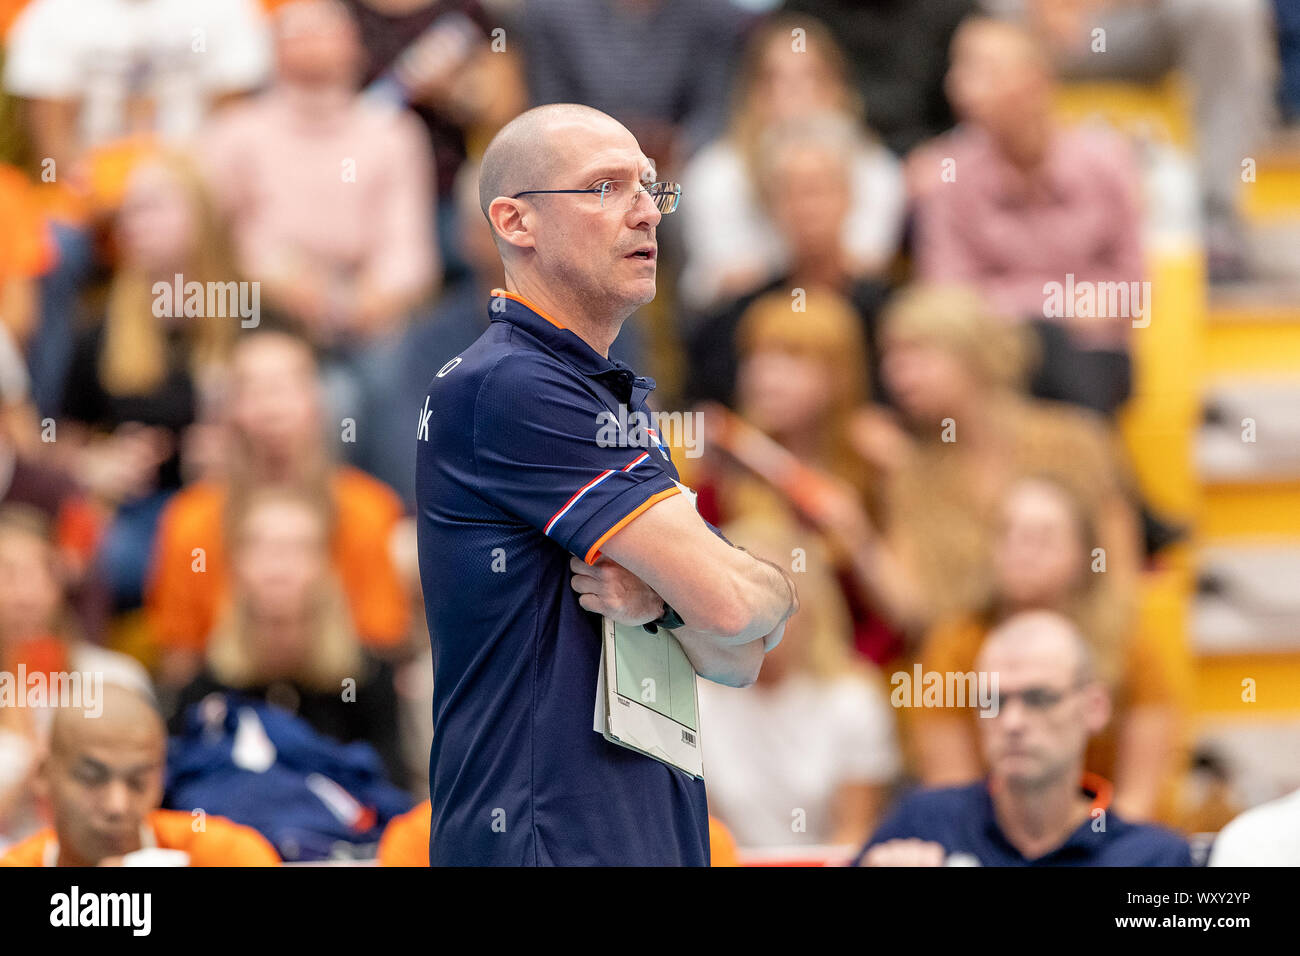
left=511, top=180, right=682, bottom=214
left=981, top=683, right=1087, bottom=715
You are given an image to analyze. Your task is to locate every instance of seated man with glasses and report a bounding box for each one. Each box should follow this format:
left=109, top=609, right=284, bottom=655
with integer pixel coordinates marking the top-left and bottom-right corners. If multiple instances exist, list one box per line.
left=856, top=610, right=1191, bottom=866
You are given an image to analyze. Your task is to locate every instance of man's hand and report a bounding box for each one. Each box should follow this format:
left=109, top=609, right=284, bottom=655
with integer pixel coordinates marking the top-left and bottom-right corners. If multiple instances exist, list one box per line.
left=859, top=839, right=947, bottom=867
left=569, top=556, right=664, bottom=626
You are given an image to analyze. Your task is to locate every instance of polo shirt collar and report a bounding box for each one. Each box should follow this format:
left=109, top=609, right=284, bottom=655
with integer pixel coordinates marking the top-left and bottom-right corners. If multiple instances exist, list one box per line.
left=980, top=772, right=1115, bottom=864
left=487, top=289, right=656, bottom=406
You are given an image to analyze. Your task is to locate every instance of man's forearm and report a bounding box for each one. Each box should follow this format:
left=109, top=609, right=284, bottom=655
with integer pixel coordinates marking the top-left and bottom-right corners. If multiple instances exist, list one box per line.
left=706, top=549, right=798, bottom=647
left=673, top=625, right=765, bottom=688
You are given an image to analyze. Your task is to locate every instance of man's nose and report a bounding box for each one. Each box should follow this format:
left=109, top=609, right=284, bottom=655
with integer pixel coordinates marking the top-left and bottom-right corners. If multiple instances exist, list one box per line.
left=628, top=186, right=662, bottom=228
left=101, top=779, right=133, bottom=817
left=997, top=695, right=1032, bottom=728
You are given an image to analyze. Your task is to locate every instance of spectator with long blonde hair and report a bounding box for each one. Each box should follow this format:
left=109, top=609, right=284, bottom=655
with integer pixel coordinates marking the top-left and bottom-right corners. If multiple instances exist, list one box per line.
left=684, top=111, right=894, bottom=409
left=52, top=150, right=239, bottom=610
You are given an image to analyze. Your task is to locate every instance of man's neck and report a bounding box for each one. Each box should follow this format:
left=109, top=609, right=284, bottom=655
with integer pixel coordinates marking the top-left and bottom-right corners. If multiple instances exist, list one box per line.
left=502, top=278, right=625, bottom=359
left=992, top=771, right=1091, bottom=861
left=991, top=115, right=1053, bottom=175
left=277, top=81, right=353, bottom=125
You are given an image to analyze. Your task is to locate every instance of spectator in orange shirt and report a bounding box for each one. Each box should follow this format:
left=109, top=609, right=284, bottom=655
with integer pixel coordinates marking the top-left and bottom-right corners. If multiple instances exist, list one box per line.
left=0, top=682, right=278, bottom=866
left=147, top=328, right=410, bottom=691
left=0, top=163, right=52, bottom=353
left=377, top=799, right=742, bottom=867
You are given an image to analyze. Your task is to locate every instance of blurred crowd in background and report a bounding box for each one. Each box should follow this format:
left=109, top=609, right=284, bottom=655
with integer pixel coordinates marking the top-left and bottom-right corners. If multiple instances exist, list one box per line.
left=0, top=0, right=1295, bottom=866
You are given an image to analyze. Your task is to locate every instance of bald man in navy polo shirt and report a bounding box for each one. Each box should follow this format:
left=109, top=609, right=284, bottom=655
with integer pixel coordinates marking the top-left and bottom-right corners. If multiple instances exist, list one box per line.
left=415, top=103, right=799, bottom=866
left=857, top=611, right=1191, bottom=867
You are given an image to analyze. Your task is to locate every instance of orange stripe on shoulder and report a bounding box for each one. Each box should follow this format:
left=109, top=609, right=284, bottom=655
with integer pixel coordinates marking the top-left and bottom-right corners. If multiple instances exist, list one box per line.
left=584, top=487, right=681, bottom=564
left=490, top=288, right=567, bottom=330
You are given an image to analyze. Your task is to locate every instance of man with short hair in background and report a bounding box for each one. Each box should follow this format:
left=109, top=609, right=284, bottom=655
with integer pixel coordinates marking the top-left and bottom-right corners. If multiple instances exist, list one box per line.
left=857, top=610, right=1191, bottom=866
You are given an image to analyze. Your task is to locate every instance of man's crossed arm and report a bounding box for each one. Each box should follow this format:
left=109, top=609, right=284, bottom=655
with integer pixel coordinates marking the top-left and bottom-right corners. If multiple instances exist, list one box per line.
left=569, top=493, right=799, bottom=687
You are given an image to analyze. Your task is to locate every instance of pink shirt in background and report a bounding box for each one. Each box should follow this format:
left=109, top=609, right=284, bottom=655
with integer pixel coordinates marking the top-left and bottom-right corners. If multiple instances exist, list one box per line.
left=200, top=87, right=438, bottom=332
left=916, top=123, right=1144, bottom=350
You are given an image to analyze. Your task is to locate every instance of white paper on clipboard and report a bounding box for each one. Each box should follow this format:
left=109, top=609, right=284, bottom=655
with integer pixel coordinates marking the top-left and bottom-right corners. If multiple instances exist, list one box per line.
left=594, top=616, right=704, bottom=779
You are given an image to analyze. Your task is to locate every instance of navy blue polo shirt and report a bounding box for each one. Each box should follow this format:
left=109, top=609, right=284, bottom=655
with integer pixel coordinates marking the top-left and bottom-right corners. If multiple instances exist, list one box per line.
left=415, top=289, right=710, bottom=866
left=854, top=778, right=1193, bottom=867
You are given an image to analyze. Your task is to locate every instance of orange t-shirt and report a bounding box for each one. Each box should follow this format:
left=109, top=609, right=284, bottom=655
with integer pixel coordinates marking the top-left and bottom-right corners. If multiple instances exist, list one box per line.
left=378, top=800, right=743, bottom=867
left=0, top=164, right=54, bottom=284
left=146, top=467, right=410, bottom=651
left=0, top=809, right=279, bottom=866
left=377, top=800, right=432, bottom=867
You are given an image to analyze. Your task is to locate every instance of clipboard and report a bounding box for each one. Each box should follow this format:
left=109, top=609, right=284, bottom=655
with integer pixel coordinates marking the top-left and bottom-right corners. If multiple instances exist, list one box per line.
left=593, top=616, right=704, bottom=779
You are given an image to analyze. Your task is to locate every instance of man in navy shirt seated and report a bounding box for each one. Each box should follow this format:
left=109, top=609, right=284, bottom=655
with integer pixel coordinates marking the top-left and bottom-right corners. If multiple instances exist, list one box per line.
left=415, top=103, right=799, bottom=865
left=857, top=610, right=1192, bottom=867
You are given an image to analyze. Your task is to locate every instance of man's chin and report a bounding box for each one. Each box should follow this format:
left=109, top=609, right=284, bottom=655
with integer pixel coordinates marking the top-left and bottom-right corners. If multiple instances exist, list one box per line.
left=991, top=755, right=1048, bottom=785
left=89, top=830, right=142, bottom=860
left=619, top=278, right=657, bottom=309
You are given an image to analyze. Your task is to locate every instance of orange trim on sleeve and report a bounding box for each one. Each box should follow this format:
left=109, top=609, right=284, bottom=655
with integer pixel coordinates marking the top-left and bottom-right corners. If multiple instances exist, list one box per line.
left=583, top=487, right=681, bottom=565
left=489, top=288, right=567, bottom=330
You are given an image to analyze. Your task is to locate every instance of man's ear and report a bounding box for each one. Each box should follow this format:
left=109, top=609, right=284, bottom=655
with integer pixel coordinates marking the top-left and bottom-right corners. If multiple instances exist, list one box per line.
left=1080, top=680, right=1112, bottom=736
left=487, top=197, right=536, bottom=252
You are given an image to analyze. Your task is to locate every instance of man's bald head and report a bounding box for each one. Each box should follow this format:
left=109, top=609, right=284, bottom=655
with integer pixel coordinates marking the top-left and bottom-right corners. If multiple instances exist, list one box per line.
left=978, top=609, right=1096, bottom=685
left=477, top=103, right=661, bottom=331
left=42, top=682, right=167, bottom=865
left=478, top=103, right=632, bottom=221
left=48, top=681, right=165, bottom=760
left=975, top=610, right=1109, bottom=789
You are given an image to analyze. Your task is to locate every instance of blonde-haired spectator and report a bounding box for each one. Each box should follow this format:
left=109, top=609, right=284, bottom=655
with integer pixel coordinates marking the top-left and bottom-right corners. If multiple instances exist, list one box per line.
left=859, top=283, right=1142, bottom=640
left=684, top=111, right=895, bottom=409
left=51, top=151, right=238, bottom=611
